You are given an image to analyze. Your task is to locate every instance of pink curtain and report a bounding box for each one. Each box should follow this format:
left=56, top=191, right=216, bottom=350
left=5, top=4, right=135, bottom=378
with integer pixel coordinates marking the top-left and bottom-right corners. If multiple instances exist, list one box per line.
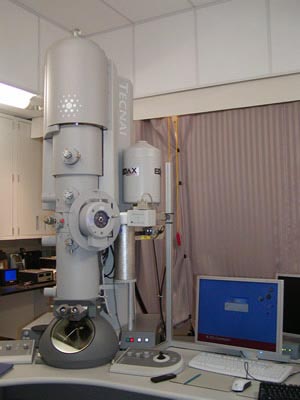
left=134, top=101, right=300, bottom=324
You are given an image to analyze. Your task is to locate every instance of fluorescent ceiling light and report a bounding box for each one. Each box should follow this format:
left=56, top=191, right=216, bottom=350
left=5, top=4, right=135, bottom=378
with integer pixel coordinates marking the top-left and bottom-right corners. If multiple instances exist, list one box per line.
left=0, top=82, right=35, bottom=109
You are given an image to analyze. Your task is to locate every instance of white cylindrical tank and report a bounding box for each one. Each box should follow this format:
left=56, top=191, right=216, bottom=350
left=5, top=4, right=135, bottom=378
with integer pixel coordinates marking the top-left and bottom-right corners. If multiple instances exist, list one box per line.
left=123, top=141, right=161, bottom=204
left=44, top=37, right=108, bottom=128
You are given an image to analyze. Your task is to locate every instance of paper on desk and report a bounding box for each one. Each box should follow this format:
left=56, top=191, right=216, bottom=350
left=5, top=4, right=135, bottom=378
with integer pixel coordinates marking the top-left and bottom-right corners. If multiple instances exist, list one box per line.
left=0, top=363, right=13, bottom=377
left=171, top=367, right=259, bottom=398
left=171, top=367, right=234, bottom=392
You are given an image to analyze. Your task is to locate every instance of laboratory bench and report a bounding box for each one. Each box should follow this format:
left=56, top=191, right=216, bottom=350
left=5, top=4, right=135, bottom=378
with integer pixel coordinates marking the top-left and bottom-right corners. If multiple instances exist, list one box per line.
left=0, top=281, right=55, bottom=297
left=0, top=282, right=54, bottom=340
left=1, top=347, right=300, bottom=400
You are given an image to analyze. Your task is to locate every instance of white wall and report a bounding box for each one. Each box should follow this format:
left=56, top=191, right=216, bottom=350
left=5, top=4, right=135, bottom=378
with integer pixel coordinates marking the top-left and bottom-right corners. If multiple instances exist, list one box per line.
left=91, top=26, right=134, bottom=85
left=90, top=0, right=300, bottom=98
left=0, top=0, right=70, bottom=94
left=196, top=0, right=270, bottom=85
left=133, top=73, right=300, bottom=120
left=89, top=0, right=300, bottom=118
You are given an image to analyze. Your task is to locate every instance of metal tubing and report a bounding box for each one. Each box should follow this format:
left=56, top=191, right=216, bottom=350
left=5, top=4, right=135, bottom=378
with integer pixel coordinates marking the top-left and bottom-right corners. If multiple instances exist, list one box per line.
left=128, top=280, right=135, bottom=331
left=114, top=224, right=136, bottom=281
left=165, top=162, right=173, bottom=344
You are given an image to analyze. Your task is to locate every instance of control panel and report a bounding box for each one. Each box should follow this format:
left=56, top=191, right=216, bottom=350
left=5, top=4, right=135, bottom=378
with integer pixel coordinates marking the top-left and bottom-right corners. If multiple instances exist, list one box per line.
left=122, top=333, right=152, bottom=347
left=0, top=340, right=35, bottom=364
left=110, top=348, right=184, bottom=377
left=120, top=314, right=162, bottom=349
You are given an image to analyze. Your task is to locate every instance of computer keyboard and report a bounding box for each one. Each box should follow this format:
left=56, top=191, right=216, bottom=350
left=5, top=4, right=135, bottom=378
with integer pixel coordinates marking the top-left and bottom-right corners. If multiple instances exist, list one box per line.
left=188, top=351, right=293, bottom=383
left=258, top=381, right=300, bottom=399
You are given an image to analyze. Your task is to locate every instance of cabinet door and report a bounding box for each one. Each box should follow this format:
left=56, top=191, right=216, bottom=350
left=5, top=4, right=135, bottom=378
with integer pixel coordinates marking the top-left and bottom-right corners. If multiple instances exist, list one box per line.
left=0, top=116, right=14, bottom=238
left=15, top=120, right=44, bottom=237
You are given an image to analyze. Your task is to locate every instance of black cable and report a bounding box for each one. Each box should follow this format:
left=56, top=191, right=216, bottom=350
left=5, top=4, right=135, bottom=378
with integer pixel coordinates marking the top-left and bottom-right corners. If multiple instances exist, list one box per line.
left=152, top=240, right=161, bottom=293
left=135, top=283, right=148, bottom=314
left=112, top=276, right=122, bottom=342
left=160, top=266, right=166, bottom=295
left=152, top=240, right=166, bottom=340
left=101, top=247, right=109, bottom=265
left=243, top=361, right=261, bottom=381
left=97, top=251, right=103, bottom=283
left=99, top=246, right=121, bottom=341
left=97, top=250, right=108, bottom=313
left=159, top=264, right=167, bottom=341
left=104, top=246, right=115, bottom=278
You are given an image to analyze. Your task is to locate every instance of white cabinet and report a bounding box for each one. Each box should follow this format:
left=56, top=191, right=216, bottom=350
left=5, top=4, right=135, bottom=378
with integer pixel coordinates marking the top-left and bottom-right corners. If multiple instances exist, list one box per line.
left=0, top=113, right=52, bottom=239
left=15, top=120, right=43, bottom=237
left=0, top=115, right=14, bottom=237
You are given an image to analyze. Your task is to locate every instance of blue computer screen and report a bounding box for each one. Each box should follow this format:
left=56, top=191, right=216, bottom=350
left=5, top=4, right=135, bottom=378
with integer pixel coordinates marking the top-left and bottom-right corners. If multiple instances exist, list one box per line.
left=196, top=277, right=282, bottom=352
left=5, top=269, right=17, bottom=282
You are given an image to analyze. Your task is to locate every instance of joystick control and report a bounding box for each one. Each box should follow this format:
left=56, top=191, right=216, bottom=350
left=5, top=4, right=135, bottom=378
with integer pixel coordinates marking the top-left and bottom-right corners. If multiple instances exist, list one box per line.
left=153, top=351, right=170, bottom=363
left=157, top=351, right=167, bottom=360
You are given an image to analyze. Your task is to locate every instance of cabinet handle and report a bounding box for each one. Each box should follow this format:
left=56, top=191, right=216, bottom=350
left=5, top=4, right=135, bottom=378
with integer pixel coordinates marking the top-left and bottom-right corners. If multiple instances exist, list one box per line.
left=36, top=216, right=39, bottom=231
left=12, top=227, right=14, bottom=235
left=18, top=227, right=20, bottom=235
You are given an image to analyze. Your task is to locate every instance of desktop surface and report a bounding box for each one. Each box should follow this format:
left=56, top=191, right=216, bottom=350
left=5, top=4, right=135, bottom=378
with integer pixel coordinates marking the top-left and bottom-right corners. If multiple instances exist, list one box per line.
left=1, top=347, right=300, bottom=400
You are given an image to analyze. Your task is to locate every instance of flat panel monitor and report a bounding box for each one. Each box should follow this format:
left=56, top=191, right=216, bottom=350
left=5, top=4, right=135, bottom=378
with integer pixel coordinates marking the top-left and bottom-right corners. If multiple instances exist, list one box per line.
left=0, top=268, right=18, bottom=286
left=195, top=276, right=284, bottom=354
left=276, top=273, right=300, bottom=339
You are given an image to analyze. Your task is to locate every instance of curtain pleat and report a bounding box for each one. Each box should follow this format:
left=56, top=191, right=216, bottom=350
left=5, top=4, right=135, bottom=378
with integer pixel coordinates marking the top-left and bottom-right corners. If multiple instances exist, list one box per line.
left=134, top=101, right=300, bottom=324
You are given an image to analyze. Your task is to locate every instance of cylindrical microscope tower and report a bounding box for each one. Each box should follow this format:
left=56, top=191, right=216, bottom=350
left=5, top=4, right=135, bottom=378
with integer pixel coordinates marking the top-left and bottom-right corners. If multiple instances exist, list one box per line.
left=39, top=36, right=119, bottom=368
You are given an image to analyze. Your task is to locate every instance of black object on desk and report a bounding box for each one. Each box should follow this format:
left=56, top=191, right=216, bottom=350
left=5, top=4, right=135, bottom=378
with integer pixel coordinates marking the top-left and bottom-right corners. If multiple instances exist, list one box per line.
left=151, top=373, right=177, bottom=383
left=0, top=363, right=13, bottom=377
left=259, top=381, right=300, bottom=399
left=18, top=269, right=53, bottom=284
left=23, top=250, right=41, bottom=269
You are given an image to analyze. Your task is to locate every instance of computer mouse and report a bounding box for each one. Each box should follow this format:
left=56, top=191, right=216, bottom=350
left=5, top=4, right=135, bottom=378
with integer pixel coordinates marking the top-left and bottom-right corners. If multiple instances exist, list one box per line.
left=231, top=378, right=252, bottom=392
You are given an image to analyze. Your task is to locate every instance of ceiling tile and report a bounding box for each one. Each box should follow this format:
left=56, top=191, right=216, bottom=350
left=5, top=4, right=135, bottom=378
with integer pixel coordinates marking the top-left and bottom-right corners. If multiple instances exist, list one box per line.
left=15, top=0, right=130, bottom=35
left=190, top=0, right=232, bottom=6
left=105, top=0, right=192, bottom=22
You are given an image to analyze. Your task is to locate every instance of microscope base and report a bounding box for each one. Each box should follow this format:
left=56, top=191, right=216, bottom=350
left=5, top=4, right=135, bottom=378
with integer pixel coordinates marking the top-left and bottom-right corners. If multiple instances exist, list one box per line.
left=39, top=315, right=118, bottom=369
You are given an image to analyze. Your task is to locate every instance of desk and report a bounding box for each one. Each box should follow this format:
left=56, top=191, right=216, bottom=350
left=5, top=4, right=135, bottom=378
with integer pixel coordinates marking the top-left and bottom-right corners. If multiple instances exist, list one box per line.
left=0, top=282, right=55, bottom=297
left=0, top=283, right=54, bottom=339
left=0, top=348, right=300, bottom=400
